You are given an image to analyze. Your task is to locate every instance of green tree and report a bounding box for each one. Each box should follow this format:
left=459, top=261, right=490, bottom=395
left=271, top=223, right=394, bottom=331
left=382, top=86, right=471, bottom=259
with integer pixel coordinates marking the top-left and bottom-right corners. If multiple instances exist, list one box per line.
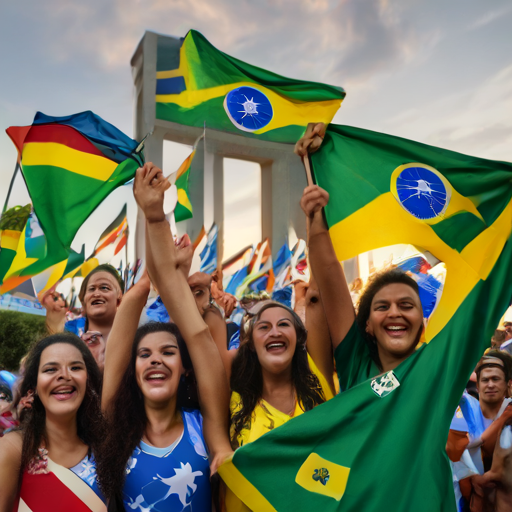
left=0, top=311, right=46, bottom=371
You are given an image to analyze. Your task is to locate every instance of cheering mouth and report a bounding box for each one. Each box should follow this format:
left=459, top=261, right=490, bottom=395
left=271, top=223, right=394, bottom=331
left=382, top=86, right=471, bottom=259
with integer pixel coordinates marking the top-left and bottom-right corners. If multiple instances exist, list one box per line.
left=384, top=324, right=408, bottom=337
left=265, top=341, right=287, bottom=353
left=51, top=386, right=77, bottom=401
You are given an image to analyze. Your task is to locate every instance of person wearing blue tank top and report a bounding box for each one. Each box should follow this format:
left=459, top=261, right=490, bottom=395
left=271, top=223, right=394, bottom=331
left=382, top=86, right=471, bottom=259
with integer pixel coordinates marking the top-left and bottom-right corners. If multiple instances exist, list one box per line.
left=97, top=162, right=233, bottom=511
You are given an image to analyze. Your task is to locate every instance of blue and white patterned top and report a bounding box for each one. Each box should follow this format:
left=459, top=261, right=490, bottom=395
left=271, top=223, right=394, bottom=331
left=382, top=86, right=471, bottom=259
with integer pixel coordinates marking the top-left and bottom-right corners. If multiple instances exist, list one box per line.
left=123, top=409, right=211, bottom=512
left=70, top=452, right=103, bottom=499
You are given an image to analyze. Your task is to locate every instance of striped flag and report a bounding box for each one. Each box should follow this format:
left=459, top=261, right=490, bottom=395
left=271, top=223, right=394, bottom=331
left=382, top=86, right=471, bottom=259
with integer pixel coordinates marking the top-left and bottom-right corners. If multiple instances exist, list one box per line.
left=1, top=111, right=142, bottom=295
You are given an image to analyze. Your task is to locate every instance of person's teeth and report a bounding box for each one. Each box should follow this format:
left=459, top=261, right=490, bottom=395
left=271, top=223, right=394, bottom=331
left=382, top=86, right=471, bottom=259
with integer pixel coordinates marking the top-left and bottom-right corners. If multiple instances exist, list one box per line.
left=387, top=326, right=405, bottom=330
left=268, top=343, right=284, bottom=349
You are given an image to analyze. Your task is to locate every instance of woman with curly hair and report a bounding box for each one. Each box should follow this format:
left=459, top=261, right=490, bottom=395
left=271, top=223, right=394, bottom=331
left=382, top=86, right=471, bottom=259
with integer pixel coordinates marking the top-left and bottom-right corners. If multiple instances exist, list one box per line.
left=96, top=162, right=231, bottom=511
left=0, top=333, right=106, bottom=512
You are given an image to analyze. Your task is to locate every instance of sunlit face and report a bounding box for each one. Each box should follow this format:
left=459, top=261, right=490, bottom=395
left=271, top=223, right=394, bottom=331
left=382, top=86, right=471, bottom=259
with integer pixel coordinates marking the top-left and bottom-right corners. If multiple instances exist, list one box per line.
left=477, top=367, right=509, bottom=406
left=366, top=283, right=424, bottom=364
left=252, top=307, right=297, bottom=376
left=82, top=272, right=121, bottom=322
left=135, top=332, right=184, bottom=404
left=37, top=343, right=87, bottom=419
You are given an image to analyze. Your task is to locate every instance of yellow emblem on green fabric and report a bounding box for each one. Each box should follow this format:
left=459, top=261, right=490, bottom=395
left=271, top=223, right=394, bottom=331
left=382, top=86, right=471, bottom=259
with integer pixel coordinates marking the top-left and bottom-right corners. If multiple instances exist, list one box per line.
left=295, top=452, right=350, bottom=501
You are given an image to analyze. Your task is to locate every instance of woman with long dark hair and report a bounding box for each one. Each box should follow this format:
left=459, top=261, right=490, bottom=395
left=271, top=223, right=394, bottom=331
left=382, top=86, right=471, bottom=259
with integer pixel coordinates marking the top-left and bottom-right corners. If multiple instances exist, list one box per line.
left=96, top=162, right=231, bottom=511
left=0, top=333, right=106, bottom=512
left=229, top=301, right=329, bottom=447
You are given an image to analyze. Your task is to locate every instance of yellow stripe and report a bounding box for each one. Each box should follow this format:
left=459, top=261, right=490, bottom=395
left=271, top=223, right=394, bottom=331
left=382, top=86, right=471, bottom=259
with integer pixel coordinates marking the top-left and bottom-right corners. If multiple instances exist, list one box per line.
left=176, top=150, right=195, bottom=179
left=23, top=142, right=117, bottom=181
left=329, top=193, right=512, bottom=342
left=2, top=224, right=38, bottom=281
left=177, top=188, right=193, bottom=212
left=156, top=81, right=342, bottom=134
left=47, top=458, right=107, bottom=512
left=156, top=68, right=183, bottom=79
left=218, top=456, right=277, bottom=512
left=34, top=259, right=68, bottom=299
left=0, top=229, right=21, bottom=251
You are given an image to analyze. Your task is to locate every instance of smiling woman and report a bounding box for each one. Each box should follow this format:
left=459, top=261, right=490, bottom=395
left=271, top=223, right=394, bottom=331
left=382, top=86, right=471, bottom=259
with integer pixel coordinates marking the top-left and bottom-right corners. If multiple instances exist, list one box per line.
left=95, top=162, right=232, bottom=512
left=0, top=333, right=106, bottom=512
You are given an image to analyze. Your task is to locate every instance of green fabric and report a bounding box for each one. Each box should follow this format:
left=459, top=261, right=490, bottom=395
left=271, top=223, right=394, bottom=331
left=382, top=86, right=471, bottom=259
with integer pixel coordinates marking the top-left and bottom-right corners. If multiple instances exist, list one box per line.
left=155, top=30, right=345, bottom=143
left=312, top=125, right=512, bottom=230
left=174, top=168, right=193, bottom=222
left=18, top=159, right=137, bottom=277
left=226, top=237, right=512, bottom=511
left=222, top=125, right=512, bottom=512
left=334, top=323, right=379, bottom=391
left=0, top=248, right=16, bottom=283
left=176, top=30, right=344, bottom=102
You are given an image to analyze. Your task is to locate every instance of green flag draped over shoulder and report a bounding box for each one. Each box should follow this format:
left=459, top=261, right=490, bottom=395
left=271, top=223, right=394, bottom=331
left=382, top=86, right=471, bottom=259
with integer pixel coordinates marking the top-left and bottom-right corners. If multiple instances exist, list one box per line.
left=219, top=125, right=512, bottom=512
left=155, top=30, right=345, bottom=143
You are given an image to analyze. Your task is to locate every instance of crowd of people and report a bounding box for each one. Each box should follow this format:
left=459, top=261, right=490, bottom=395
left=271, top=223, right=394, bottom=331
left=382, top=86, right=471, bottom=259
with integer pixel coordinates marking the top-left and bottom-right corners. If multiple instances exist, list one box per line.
left=0, top=128, right=511, bottom=512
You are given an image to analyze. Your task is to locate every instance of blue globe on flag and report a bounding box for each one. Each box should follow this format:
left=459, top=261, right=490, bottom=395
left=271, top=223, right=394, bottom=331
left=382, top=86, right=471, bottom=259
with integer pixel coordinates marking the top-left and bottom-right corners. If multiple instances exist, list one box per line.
left=395, top=166, right=449, bottom=220
left=224, top=86, right=273, bottom=132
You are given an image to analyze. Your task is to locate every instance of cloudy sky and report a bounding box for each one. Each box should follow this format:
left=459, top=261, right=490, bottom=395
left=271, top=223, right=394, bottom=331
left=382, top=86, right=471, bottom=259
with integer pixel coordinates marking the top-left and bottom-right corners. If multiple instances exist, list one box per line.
left=1, top=0, right=511, bottom=261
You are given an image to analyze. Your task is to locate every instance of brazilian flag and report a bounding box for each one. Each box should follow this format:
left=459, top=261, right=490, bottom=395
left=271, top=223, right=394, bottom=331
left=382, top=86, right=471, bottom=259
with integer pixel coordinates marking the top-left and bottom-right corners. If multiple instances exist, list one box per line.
left=219, top=126, right=512, bottom=512
left=155, top=30, right=345, bottom=144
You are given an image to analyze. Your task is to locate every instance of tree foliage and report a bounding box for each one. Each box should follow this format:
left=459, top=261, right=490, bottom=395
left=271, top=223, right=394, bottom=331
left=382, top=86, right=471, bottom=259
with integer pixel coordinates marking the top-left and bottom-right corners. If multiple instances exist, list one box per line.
left=0, top=311, right=46, bottom=371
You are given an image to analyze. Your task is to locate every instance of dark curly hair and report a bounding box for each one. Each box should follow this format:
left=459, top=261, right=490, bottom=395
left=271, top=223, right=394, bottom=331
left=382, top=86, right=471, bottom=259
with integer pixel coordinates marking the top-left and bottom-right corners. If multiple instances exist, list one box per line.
left=96, top=322, right=196, bottom=506
left=230, top=302, right=325, bottom=447
left=17, top=333, right=105, bottom=473
left=356, top=267, right=422, bottom=370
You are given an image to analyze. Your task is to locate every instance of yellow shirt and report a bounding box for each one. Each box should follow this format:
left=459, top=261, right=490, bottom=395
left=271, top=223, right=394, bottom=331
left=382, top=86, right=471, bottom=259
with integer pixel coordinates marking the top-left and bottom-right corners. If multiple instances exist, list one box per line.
left=225, top=354, right=334, bottom=511
left=230, top=354, right=334, bottom=447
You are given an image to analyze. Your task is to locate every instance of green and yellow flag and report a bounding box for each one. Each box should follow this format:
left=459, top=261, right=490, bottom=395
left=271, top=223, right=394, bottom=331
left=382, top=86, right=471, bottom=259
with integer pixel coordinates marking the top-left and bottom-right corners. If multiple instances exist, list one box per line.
left=1, top=111, right=142, bottom=296
left=219, top=125, right=512, bottom=512
left=156, top=30, right=345, bottom=143
left=0, top=203, right=31, bottom=284
left=169, top=134, right=204, bottom=223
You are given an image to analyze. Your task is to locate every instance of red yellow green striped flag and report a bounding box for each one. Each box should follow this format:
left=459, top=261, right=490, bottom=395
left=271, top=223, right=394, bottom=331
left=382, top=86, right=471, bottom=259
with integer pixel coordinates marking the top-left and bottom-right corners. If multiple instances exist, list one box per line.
left=1, top=111, right=143, bottom=296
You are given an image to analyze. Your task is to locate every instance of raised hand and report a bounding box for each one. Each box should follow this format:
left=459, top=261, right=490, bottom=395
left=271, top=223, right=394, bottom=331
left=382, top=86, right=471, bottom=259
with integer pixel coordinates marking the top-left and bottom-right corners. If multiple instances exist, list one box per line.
left=175, top=234, right=194, bottom=276
left=133, top=162, right=170, bottom=223
left=295, top=122, right=327, bottom=157
left=300, top=185, right=329, bottom=219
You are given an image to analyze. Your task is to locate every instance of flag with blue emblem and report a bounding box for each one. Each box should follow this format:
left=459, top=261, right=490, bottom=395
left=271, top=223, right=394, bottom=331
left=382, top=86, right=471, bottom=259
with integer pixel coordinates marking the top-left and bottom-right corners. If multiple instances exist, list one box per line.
left=199, top=223, right=218, bottom=274
left=219, top=125, right=512, bottom=511
left=155, top=30, right=345, bottom=143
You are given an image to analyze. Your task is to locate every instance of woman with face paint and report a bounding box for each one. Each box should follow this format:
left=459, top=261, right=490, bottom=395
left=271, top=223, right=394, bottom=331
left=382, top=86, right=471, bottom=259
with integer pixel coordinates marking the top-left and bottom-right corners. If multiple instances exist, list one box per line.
left=96, top=163, right=231, bottom=511
left=0, top=334, right=106, bottom=512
